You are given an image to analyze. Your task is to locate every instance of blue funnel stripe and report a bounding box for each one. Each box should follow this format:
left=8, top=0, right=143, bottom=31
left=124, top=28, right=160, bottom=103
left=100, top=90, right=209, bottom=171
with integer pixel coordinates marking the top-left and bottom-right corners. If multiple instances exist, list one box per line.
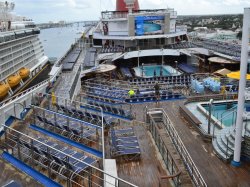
left=29, top=124, right=103, bottom=158
left=1, top=152, right=62, bottom=187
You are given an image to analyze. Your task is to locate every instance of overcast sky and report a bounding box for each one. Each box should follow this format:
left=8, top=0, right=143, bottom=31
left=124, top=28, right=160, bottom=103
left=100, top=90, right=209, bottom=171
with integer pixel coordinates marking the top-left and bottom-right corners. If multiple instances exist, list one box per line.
left=11, top=0, right=250, bottom=23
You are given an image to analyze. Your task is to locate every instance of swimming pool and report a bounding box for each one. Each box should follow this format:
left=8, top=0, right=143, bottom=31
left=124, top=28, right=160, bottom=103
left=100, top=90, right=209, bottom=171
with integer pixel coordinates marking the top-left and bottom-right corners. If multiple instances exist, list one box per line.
left=199, top=101, right=250, bottom=127
left=201, top=102, right=237, bottom=127
left=133, top=65, right=181, bottom=78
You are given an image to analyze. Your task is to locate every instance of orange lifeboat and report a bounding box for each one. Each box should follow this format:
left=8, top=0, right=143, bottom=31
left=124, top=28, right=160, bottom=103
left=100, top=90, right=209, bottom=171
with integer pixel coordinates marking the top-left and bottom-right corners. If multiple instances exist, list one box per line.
left=19, top=67, right=30, bottom=79
left=0, top=83, right=9, bottom=99
left=7, top=74, right=21, bottom=88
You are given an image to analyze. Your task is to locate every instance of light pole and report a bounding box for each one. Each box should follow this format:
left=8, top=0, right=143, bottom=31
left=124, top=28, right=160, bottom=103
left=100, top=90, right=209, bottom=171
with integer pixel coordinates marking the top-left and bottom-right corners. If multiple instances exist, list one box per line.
left=141, top=63, right=144, bottom=77
left=208, top=99, right=213, bottom=135
left=161, top=48, right=164, bottom=66
left=137, top=50, right=140, bottom=68
left=232, top=8, right=250, bottom=167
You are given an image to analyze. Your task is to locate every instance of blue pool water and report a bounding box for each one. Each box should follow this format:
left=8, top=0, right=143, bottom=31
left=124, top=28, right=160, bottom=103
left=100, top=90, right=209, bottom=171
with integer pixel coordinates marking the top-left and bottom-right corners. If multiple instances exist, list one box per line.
left=202, top=102, right=250, bottom=127
left=133, top=65, right=181, bottom=78
left=202, top=103, right=237, bottom=127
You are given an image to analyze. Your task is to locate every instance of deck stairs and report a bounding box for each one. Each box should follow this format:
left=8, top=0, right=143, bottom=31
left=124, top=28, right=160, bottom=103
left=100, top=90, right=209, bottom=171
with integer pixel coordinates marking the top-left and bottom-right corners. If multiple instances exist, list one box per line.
left=212, top=122, right=250, bottom=162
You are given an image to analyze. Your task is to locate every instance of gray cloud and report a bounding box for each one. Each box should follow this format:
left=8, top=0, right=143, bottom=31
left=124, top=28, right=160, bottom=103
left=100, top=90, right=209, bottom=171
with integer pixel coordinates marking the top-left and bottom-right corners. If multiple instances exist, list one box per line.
left=11, top=0, right=249, bottom=23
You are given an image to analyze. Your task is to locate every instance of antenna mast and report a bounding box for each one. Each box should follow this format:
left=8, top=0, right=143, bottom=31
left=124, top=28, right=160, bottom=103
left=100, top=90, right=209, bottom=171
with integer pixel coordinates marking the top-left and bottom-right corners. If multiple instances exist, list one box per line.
left=0, top=1, right=14, bottom=30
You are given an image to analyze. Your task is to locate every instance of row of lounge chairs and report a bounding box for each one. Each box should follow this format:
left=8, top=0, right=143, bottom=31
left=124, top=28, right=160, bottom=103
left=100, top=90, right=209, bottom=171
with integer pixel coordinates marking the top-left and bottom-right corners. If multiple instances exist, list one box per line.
left=125, top=92, right=182, bottom=103
left=86, top=88, right=127, bottom=100
left=87, top=100, right=133, bottom=119
left=110, top=128, right=141, bottom=161
left=165, top=42, right=194, bottom=49
left=86, top=95, right=123, bottom=105
left=120, top=67, right=132, bottom=78
left=54, top=104, right=115, bottom=127
left=12, top=135, right=96, bottom=178
left=178, top=63, right=197, bottom=74
left=100, top=46, right=124, bottom=53
left=129, top=75, right=191, bottom=84
left=193, top=38, right=241, bottom=57
left=36, top=115, right=96, bottom=142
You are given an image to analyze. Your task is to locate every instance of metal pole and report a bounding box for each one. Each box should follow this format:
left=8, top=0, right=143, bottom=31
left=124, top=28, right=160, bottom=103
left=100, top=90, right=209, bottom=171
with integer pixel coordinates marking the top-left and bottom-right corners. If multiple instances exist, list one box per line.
left=137, top=50, right=140, bottom=68
left=162, top=48, right=164, bottom=66
left=101, top=107, right=105, bottom=169
left=232, top=7, right=250, bottom=167
left=208, top=99, right=213, bottom=134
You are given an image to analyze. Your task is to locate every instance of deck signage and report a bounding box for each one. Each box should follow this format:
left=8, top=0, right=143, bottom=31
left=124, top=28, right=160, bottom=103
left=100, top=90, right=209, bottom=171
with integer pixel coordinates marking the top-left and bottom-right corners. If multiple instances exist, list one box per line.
left=135, top=16, right=164, bottom=36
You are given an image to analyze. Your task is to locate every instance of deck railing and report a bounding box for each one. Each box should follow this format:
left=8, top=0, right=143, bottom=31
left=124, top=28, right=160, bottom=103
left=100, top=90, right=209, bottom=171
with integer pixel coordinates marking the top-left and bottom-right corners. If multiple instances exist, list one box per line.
left=147, top=108, right=207, bottom=187
left=1, top=124, right=138, bottom=187
left=0, top=78, right=50, bottom=108
left=147, top=111, right=182, bottom=186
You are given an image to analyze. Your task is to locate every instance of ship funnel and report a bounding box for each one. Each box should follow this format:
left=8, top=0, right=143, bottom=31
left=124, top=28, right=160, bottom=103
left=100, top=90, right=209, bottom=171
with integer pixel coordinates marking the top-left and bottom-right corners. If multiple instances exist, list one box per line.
left=116, top=0, right=139, bottom=12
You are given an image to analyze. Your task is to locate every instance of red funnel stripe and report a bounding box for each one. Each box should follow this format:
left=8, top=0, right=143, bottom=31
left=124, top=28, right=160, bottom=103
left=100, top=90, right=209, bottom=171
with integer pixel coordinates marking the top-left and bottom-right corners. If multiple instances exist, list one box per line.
left=116, top=0, right=140, bottom=11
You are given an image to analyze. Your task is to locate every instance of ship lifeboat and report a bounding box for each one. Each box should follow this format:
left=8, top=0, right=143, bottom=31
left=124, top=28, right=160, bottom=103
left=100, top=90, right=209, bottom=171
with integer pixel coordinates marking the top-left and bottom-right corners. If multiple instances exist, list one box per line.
left=7, top=74, right=21, bottom=88
left=0, top=83, right=9, bottom=99
left=19, top=67, right=30, bottom=79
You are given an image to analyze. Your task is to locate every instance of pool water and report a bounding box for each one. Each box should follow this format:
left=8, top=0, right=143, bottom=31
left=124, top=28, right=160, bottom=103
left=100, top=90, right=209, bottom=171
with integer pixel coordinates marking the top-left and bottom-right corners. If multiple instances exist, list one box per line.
left=133, top=65, right=181, bottom=78
left=202, top=102, right=250, bottom=127
left=202, top=103, right=237, bottom=127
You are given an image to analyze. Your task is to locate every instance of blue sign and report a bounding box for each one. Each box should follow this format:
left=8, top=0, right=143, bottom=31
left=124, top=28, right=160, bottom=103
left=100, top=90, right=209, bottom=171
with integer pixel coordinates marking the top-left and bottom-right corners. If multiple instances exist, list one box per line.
left=135, top=16, right=165, bottom=21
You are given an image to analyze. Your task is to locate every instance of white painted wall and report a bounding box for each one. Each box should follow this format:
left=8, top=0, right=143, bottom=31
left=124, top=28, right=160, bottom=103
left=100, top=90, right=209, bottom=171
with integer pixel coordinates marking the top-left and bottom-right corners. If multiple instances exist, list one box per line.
left=108, top=21, right=128, bottom=36
left=170, top=19, right=176, bottom=33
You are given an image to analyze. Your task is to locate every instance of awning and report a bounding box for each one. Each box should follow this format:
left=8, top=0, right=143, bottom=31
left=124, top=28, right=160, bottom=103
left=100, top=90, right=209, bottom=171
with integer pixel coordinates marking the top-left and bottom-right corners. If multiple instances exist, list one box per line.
left=213, top=68, right=231, bottom=76
left=123, top=49, right=180, bottom=59
left=227, top=71, right=250, bottom=80
left=209, top=57, right=239, bottom=64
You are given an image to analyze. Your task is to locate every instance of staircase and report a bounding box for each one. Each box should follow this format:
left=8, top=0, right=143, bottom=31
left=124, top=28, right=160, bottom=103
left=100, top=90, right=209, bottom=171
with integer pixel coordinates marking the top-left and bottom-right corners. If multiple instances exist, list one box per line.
left=212, top=123, right=250, bottom=162
left=212, top=127, right=235, bottom=162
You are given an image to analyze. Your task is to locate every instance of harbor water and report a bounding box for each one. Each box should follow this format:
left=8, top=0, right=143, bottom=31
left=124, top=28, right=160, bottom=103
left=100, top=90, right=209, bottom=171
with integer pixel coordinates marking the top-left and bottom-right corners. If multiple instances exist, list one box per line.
left=39, top=24, right=85, bottom=59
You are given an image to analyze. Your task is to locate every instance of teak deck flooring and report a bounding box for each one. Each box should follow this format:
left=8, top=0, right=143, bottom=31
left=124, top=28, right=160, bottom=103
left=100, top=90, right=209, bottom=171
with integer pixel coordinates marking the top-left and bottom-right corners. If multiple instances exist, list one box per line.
left=131, top=100, right=250, bottom=187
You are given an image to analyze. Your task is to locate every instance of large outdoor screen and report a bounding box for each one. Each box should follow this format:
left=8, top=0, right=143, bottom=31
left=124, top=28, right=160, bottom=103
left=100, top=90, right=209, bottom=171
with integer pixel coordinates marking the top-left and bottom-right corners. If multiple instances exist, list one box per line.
left=135, top=15, right=164, bottom=36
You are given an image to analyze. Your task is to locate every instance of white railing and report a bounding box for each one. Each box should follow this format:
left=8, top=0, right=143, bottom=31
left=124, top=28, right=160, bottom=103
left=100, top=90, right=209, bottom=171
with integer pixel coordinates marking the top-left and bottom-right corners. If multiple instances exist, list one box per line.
left=0, top=78, right=49, bottom=108
left=1, top=123, right=138, bottom=187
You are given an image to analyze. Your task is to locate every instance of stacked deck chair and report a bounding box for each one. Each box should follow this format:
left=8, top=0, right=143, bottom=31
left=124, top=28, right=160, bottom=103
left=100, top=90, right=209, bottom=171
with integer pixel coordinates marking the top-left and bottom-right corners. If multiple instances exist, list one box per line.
left=11, top=135, right=97, bottom=181
left=54, top=103, right=115, bottom=127
left=110, top=127, right=141, bottom=161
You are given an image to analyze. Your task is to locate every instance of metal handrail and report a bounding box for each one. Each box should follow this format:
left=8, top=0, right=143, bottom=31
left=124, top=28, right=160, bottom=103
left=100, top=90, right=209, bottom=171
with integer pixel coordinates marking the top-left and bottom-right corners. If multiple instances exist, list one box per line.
left=220, top=104, right=237, bottom=118
left=148, top=112, right=182, bottom=186
left=0, top=78, right=49, bottom=108
left=147, top=108, right=207, bottom=187
left=1, top=123, right=138, bottom=187
left=43, top=93, right=106, bottom=166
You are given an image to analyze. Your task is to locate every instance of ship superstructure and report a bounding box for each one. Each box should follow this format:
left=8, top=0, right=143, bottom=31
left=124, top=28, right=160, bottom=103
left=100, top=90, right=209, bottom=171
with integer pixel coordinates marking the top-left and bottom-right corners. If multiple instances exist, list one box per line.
left=92, top=0, right=188, bottom=64
left=0, top=1, right=48, bottom=99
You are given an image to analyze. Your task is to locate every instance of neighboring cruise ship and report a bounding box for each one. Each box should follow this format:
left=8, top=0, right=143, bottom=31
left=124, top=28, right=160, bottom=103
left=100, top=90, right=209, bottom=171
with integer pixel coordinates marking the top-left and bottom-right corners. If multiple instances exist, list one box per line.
left=0, top=1, right=48, bottom=100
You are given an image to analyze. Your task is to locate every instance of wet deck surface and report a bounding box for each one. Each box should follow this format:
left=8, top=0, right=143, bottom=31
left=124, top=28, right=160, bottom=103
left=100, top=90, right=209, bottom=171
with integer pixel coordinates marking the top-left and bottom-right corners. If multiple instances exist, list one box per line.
left=130, top=99, right=250, bottom=187
left=1, top=85, right=250, bottom=186
left=109, top=125, right=170, bottom=187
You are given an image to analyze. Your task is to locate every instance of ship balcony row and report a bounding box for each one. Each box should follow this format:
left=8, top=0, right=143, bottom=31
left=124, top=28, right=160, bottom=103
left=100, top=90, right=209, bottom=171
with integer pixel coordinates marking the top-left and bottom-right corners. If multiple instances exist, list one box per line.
left=101, top=9, right=177, bottom=20
left=0, top=55, right=36, bottom=81
left=0, top=38, right=38, bottom=59
left=0, top=28, right=40, bottom=44
left=0, top=35, right=36, bottom=54
left=0, top=46, right=34, bottom=65
left=0, top=50, right=35, bottom=73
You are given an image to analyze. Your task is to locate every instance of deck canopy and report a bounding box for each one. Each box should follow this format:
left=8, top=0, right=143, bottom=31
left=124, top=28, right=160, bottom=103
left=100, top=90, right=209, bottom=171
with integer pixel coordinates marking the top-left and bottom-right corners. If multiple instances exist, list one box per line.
left=208, top=57, right=239, bottom=64
left=124, top=49, right=180, bottom=59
